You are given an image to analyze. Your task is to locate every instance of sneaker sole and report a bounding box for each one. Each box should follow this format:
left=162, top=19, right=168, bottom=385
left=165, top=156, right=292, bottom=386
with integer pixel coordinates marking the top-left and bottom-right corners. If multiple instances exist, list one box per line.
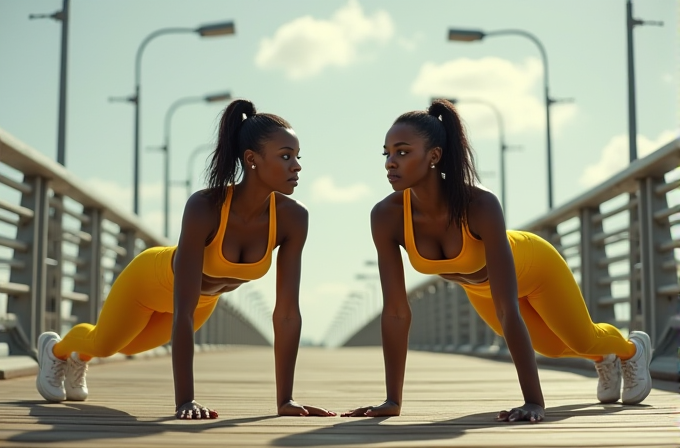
left=36, top=332, right=66, bottom=402
left=622, top=332, right=652, bottom=405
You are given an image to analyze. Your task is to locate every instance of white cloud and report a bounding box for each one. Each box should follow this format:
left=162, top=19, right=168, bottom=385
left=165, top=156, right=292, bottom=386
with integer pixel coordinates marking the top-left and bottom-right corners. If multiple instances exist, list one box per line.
left=579, top=129, right=678, bottom=187
left=411, top=57, right=578, bottom=138
left=310, top=175, right=370, bottom=203
left=255, top=0, right=394, bottom=79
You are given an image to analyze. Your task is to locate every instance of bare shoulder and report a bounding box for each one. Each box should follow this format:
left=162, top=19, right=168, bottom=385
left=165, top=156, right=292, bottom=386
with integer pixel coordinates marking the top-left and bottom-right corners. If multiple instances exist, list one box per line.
left=179, top=189, right=221, bottom=244
left=469, top=185, right=502, bottom=216
left=467, top=185, right=505, bottom=237
left=371, top=191, right=403, bottom=223
left=274, top=192, right=309, bottom=223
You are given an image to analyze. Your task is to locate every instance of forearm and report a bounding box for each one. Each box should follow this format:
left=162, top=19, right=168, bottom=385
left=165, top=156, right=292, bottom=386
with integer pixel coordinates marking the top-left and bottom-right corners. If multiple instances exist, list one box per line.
left=273, top=312, right=302, bottom=408
left=500, top=315, right=544, bottom=408
left=381, top=310, right=411, bottom=405
left=172, top=313, right=196, bottom=408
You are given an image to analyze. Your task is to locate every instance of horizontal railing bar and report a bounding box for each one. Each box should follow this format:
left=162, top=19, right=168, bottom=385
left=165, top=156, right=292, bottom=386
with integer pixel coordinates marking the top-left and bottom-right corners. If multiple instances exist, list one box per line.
left=62, top=253, right=85, bottom=266
left=661, top=259, right=680, bottom=270
left=0, top=172, right=32, bottom=194
left=62, top=228, right=92, bottom=244
left=0, top=236, right=28, bottom=252
left=655, top=177, right=680, bottom=195
left=598, top=273, right=630, bottom=285
left=61, top=290, right=89, bottom=302
left=102, top=242, right=126, bottom=257
left=0, top=281, right=30, bottom=295
left=0, top=198, right=34, bottom=220
left=657, top=284, right=680, bottom=295
left=0, top=257, right=25, bottom=269
left=557, top=226, right=581, bottom=238
left=659, top=239, right=680, bottom=252
left=592, top=199, right=637, bottom=224
left=558, top=241, right=580, bottom=252
left=592, top=226, right=629, bottom=245
left=0, top=213, right=19, bottom=226
left=49, top=197, right=91, bottom=225
left=654, top=203, right=680, bottom=222
left=598, top=295, right=629, bottom=306
left=598, top=253, right=630, bottom=267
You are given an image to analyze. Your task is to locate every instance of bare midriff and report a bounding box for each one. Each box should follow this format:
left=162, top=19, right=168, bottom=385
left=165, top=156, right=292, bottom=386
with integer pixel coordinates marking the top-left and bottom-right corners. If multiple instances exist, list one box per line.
left=439, top=266, right=488, bottom=285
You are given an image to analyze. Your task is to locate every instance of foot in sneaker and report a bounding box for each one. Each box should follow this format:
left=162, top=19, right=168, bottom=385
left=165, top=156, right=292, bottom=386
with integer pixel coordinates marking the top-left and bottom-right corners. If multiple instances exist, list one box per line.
left=595, top=354, right=621, bottom=403
left=65, top=352, right=89, bottom=401
left=621, top=331, right=652, bottom=405
left=36, top=331, right=66, bottom=402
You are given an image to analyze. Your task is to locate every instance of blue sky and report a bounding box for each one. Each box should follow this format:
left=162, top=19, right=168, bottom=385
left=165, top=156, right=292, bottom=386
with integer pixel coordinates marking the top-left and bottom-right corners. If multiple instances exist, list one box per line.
left=0, top=0, right=677, bottom=344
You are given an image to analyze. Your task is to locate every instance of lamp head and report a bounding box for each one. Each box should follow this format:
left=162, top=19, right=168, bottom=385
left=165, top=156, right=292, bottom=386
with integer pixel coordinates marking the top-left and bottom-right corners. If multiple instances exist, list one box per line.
left=205, top=92, right=232, bottom=103
left=448, top=29, right=485, bottom=42
left=196, top=21, right=235, bottom=37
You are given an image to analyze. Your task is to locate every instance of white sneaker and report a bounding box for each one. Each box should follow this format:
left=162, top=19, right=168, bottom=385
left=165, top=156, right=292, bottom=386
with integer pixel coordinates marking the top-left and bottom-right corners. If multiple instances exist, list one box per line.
left=65, top=352, right=89, bottom=401
left=595, top=354, right=621, bottom=403
left=621, top=331, right=652, bottom=405
left=36, top=331, right=66, bottom=402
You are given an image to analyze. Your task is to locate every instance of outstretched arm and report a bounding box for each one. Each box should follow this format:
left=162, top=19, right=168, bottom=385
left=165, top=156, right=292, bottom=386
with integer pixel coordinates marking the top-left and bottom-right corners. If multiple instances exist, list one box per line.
left=470, top=191, right=544, bottom=423
left=273, top=204, right=334, bottom=416
left=172, top=192, right=217, bottom=419
left=343, top=202, right=410, bottom=417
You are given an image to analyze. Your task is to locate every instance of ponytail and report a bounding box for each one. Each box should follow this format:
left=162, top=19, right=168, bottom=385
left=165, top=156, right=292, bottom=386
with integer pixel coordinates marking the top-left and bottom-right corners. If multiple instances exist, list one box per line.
left=205, top=99, right=291, bottom=206
left=394, top=99, right=479, bottom=227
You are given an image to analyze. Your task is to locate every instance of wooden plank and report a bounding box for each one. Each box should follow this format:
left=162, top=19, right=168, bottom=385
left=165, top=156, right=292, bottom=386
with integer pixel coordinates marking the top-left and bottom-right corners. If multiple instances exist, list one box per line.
left=0, top=347, right=677, bottom=447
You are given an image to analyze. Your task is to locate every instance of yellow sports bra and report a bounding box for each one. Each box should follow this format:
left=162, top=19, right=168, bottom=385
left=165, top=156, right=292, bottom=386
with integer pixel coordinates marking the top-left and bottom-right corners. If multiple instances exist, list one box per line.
left=403, top=188, right=486, bottom=275
left=202, top=185, right=276, bottom=281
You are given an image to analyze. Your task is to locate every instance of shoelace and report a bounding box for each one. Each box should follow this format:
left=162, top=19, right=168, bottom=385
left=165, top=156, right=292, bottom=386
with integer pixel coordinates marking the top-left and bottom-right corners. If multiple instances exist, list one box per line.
left=47, top=359, right=66, bottom=387
left=595, top=362, right=614, bottom=388
left=622, top=360, right=639, bottom=388
left=69, top=360, right=88, bottom=387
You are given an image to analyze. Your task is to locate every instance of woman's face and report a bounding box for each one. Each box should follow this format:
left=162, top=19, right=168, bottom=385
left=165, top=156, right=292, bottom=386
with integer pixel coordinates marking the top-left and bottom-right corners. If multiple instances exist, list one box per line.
left=383, top=123, right=438, bottom=191
left=252, top=127, right=301, bottom=195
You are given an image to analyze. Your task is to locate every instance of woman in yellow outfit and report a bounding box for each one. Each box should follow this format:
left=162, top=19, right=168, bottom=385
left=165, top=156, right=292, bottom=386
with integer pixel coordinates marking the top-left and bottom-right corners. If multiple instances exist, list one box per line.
left=36, top=99, right=336, bottom=419
left=342, top=99, right=652, bottom=422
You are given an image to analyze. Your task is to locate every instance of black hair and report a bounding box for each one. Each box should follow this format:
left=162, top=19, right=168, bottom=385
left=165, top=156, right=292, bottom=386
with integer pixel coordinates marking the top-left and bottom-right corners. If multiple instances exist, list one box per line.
left=394, top=99, right=479, bottom=227
left=205, top=99, right=292, bottom=205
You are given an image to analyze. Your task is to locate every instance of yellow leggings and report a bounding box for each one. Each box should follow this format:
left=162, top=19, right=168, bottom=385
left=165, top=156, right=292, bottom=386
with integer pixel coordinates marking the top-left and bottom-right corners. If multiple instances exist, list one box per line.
left=461, top=231, right=636, bottom=362
left=53, top=246, right=219, bottom=361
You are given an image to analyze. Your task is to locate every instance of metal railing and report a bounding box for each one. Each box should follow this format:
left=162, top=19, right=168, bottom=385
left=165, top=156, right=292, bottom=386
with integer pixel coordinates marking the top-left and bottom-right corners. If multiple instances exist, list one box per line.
left=0, top=127, right=269, bottom=360
left=335, top=138, right=680, bottom=380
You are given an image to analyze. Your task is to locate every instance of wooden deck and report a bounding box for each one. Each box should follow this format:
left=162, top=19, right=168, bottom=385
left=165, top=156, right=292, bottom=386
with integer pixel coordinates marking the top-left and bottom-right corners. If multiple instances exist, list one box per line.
left=0, top=346, right=678, bottom=447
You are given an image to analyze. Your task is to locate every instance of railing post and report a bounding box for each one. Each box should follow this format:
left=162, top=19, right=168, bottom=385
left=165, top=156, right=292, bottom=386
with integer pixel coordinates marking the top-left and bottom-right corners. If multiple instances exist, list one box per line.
left=628, top=191, right=643, bottom=332
left=72, top=207, right=103, bottom=325
left=8, top=176, right=50, bottom=347
left=46, top=194, right=63, bottom=334
left=580, top=206, right=615, bottom=323
left=637, top=176, right=678, bottom=345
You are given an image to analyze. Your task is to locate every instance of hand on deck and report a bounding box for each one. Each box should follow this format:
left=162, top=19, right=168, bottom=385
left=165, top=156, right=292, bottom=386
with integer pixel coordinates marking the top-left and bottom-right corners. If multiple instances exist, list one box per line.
left=175, top=400, right=219, bottom=420
left=278, top=400, right=336, bottom=417
left=496, top=403, right=544, bottom=423
left=341, top=400, right=400, bottom=417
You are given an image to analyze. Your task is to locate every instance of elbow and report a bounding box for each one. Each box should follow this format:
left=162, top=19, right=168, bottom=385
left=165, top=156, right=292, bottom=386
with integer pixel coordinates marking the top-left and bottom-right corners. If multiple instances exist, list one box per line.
left=496, top=306, right=521, bottom=331
left=383, top=304, right=411, bottom=321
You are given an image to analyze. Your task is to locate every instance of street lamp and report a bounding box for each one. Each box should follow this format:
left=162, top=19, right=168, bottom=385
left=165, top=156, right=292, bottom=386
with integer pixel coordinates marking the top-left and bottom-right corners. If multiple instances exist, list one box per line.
left=120, top=20, right=235, bottom=216
left=440, top=97, right=509, bottom=215
left=626, top=0, right=663, bottom=162
left=156, top=92, right=231, bottom=238
left=448, top=27, right=555, bottom=209
left=29, top=0, right=69, bottom=166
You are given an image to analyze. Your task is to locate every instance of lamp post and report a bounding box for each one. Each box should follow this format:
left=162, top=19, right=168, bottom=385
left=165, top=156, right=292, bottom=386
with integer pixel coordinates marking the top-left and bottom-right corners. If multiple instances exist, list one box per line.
left=122, top=21, right=235, bottom=216
left=626, top=0, right=663, bottom=162
left=157, top=92, right=231, bottom=238
left=448, top=27, right=555, bottom=209
left=443, top=97, right=508, bottom=214
left=29, top=0, right=69, bottom=166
